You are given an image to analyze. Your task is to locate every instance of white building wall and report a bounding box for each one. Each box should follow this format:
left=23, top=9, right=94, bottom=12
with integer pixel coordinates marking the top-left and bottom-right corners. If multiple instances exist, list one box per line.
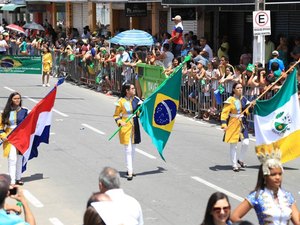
left=72, top=2, right=88, bottom=35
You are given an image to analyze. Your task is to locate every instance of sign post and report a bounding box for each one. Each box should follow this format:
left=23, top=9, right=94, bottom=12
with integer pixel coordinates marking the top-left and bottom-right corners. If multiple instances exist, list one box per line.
left=252, top=0, right=270, bottom=66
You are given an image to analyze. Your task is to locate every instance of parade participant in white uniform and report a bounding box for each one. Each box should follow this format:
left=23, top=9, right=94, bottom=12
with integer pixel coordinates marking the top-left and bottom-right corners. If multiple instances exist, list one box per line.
left=0, top=92, right=28, bottom=185
left=113, top=83, right=142, bottom=180
left=221, top=83, right=252, bottom=172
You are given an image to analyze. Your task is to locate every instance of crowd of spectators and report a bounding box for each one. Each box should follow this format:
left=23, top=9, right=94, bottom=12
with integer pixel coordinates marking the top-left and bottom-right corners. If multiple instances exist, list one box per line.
left=1, top=20, right=300, bottom=120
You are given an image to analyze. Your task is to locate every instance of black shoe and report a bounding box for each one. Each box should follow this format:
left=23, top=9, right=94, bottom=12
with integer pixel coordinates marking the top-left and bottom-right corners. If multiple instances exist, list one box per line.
left=233, top=167, right=239, bottom=172
left=16, top=180, right=24, bottom=186
left=127, top=175, right=133, bottom=181
left=237, top=160, right=247, bottom=168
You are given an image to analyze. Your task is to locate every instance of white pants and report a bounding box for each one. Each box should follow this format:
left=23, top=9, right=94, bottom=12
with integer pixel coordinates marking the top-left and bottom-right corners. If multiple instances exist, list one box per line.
left=124, top=141, right=136, bottom=175
left=230, top=138, right=249, bottom=168
left=8, top=145, right=23, bottom=184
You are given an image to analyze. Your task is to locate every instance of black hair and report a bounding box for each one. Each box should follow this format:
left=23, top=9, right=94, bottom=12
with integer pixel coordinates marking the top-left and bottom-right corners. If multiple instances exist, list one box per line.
left=235, top=65, right=245, bottom=73
left=271, top=62, right=279, bottom=72
left=251, top=165, right=265, bottom=199
left=1, top=92, right=22, bottom=125
left=120, top=83, right=134, bottom=98
left=162, top=43, right=170, bottom=51
left=0, top=179, right=9, bottom=207
left=192, top=46, right=202, bottom=54
left=231, top=82, right=242, bottom=96
left=201, top=192, right=230, bottom=225
left=174, top=56, right=182, bottom=64
left=83, top=206, right=106, bottom=225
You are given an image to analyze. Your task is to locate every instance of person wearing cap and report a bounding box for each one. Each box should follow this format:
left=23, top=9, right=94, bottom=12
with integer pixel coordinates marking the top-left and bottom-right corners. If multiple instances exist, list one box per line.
left=268, top=50, right=285, bottom=72
left=168, top=15, right=184, bottom=58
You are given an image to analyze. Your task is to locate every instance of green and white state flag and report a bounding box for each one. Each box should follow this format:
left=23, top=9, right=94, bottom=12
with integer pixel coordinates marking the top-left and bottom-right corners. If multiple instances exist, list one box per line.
left=254, top=69, right=300, bottom=163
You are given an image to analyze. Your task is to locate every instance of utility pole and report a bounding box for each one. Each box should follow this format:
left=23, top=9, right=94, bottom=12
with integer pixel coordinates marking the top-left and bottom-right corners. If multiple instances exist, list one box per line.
left=252, top=0, right=266, bottom=65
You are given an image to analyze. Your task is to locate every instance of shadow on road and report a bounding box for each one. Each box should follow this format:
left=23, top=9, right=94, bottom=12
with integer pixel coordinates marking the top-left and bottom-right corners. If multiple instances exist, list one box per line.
left=119, top=166, right=167, bottom=178
left=22, top=173, right=46, bottom=183
left=210, top=164, right=299, bottom=172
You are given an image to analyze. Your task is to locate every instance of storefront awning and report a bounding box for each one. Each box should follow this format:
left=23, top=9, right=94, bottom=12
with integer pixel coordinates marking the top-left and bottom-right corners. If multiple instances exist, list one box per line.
left=1, top=4, right=26, bottom=11
left=26, top=0, right=87, bottom=2
left=162, top=0, right=300, bottom=5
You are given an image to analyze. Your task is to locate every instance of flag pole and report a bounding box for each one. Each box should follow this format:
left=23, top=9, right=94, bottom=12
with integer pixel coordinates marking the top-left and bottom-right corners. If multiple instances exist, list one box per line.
left=224, top=58, right=300, bottom=139
left=108, top=55, right=191, bottom=141
left=240, top=58, right=300, bottom=115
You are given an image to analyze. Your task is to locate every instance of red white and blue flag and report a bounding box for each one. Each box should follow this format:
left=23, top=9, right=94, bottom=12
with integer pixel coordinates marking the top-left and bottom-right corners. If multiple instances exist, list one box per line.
left=7, top=78, right=64, bottom=171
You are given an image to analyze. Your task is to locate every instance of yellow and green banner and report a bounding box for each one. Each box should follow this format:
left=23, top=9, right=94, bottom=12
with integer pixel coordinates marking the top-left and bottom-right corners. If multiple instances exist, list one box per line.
left=0, top=55, right=42, bottom=75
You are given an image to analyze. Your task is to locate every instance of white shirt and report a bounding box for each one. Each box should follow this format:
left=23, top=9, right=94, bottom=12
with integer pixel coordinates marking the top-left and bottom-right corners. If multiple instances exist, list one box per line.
left=162, top=51, right=174, bottom=68
left=0, top=40, right=7, bottom=52
left=203, top=44, right=213, bottom=61
left=105, top=189, right=144, bottom=225
left=116, top=51, right=131, bottom=63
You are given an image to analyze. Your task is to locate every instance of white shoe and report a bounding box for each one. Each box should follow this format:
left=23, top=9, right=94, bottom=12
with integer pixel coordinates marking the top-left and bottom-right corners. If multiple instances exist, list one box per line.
left=46, top=83, right=50, bottom=87
left=42, top=84, right=46, bottom=87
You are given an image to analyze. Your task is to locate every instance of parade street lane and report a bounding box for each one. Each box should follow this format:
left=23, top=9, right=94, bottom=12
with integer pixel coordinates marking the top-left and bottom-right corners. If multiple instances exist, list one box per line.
left=1, top=74, right=300, bottom=225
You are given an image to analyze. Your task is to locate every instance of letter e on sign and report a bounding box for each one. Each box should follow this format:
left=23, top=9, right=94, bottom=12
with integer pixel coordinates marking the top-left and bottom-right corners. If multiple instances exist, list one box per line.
left=253, top=10, right=271, bottom=36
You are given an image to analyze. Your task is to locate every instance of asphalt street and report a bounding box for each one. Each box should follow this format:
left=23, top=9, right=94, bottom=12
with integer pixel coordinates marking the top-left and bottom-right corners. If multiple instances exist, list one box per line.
left=0, top=74, right=300, bottom=225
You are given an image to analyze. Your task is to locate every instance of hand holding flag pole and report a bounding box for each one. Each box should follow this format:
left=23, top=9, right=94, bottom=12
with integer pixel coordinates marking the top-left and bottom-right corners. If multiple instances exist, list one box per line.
left=240, top=58, right=300, bottom=116
left=108, top=55, right=191, bottom=141
left=224, top=58, right=300, bottom=141
left=108, top=105, right=142, bottom=141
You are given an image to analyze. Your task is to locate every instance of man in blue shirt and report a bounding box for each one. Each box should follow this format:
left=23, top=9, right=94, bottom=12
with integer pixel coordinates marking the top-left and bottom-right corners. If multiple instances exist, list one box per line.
left=268, top=50, right=285, bottom=72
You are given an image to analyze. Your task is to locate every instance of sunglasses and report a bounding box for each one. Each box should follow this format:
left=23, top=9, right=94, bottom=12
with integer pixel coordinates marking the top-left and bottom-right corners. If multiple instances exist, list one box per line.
left=213, top=206, right=231, bottom=214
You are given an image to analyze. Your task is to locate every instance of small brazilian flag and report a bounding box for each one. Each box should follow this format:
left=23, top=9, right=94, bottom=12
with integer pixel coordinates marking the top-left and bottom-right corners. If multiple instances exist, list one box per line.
left=139, top=68, right=182, bottom=160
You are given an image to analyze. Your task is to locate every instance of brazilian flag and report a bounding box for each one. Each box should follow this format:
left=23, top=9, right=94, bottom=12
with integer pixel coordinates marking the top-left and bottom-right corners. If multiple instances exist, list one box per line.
left=139, top=68, right=182, bottom=160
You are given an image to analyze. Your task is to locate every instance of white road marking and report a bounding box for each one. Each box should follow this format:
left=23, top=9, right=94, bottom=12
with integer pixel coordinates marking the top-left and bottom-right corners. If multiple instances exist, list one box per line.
left=23, top=95, right=69, bottom=117
left=4, top=86, right=15, bottom=92
left=136, top=148, right=157, bottom=159
left=23, top=96, right=38, bottom=103
left=191, top=176, right=244, bottom=202
left=52, top=109, right=69, bottom=117
left=23, top=190, right=44, bottom=207
left=81, top=123, right=105, bottom=135
left=50, top=132, right=55, bottom=135
left=250, top=138, right=256, bottom=142
left=3, top=87, right=69, bottom=117
left=49, top=217, right=64, bottom=225
left=188, top=118, right=206, bottom=124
